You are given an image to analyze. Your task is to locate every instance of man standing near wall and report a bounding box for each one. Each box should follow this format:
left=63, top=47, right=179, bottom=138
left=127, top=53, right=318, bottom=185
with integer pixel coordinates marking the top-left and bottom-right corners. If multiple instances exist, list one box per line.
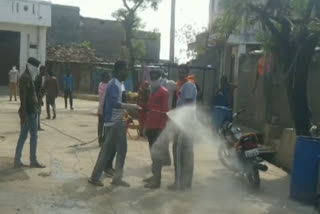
left=45, top=71, right=59, bottom=120
left=14, top=57, right=45, bottom=168
left=88, top=61, right=140, bottom=187
left=64, top=69, right=74, bottom=110
left=34, top=66, right=46, bottom=130
left=8, top=66, right=19, bottom=102
left=168, top=65, right=197, bottom=191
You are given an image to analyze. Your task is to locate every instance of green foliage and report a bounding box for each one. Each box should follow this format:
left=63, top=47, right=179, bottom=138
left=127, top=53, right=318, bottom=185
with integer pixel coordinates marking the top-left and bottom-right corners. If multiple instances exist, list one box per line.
left=132, top=39, right=146, bottom=59
left=213, top=0, right=320, bottom=61
left=177, top=24, right=208, bottom=62
left=78, top=41, right=91, bottom=48
left=112, top=0, right=162, bottom=56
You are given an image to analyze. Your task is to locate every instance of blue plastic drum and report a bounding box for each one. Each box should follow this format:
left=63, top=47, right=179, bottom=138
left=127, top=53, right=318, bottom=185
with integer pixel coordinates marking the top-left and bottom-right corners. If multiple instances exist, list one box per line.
left=290, top=136, right=320, bottom=204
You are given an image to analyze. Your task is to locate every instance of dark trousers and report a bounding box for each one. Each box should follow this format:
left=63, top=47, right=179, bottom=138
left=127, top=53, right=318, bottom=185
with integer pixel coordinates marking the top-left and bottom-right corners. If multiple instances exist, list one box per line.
left=173, top=132, right=194, bottom=188
left=146, top=129, right=162, bottom=184
left=46, top=96, right=56, bottom=118
left=64, top=90, right=73, bottom=108
left=91, top=122, right=126, bottom=182
left=98, top=115, right=104, bottom=146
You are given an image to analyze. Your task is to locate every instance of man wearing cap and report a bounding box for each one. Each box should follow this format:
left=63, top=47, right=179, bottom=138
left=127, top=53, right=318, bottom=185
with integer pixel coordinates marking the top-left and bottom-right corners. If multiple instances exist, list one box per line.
left=8, top=66, right=19, bottom=101
left=14, top=57, right=45, bottom=168
left=143, top=69, right=169, bottom=189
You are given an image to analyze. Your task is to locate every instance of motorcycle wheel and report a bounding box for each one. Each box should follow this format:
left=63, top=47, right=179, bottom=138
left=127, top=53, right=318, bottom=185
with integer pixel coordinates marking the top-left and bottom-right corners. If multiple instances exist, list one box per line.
left=246, top=166, right=260, bottom=189
left=218, top=143, right=238, bottom=172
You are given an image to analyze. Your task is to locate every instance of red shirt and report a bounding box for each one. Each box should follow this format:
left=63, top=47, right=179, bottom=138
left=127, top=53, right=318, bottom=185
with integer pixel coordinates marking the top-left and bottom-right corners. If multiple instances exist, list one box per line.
left=145, top=86, right=169, bottom=130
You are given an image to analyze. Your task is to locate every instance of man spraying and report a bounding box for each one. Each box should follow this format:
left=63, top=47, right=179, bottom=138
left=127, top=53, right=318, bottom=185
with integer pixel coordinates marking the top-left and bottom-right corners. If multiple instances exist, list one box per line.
left=14, top=57, right=45, bottom=168
left=143, top=69, right=169, bottom=189
left=89, top=61, right=140, bottom=187
left=168, top=65, right=197, bottom=191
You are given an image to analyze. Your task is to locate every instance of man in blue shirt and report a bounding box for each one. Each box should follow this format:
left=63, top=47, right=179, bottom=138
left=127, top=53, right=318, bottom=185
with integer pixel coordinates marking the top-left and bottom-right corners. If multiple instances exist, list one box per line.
left=212, top=76, right=233, bottom=130
left=168, top=65, right=197, bottom=191
left=89, top=61, right=140, bottom=187
left=63, top=69, right=74, bottom=110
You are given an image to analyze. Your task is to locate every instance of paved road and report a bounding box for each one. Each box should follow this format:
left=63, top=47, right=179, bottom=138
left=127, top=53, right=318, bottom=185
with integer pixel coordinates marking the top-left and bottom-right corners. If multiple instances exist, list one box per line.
left=0, top=89, right=316, bottom=214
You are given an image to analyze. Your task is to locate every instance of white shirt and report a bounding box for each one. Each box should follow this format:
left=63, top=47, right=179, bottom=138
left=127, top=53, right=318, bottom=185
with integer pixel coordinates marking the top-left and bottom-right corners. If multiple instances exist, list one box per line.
left=161, top=78, right=178, bottom=110
left=8, top=69, right=19, bottom=83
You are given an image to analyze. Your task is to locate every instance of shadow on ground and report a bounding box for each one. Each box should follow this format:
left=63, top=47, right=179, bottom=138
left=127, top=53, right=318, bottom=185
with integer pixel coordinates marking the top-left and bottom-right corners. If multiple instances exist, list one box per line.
left=0, top=157, right=29, bottom=182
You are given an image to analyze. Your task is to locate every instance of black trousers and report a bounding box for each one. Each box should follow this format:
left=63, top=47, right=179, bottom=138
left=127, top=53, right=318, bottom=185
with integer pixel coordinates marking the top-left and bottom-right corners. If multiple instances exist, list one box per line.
left=46, top=96, right=56, bottom=118
left=173, top=132, right=194, bottom=188
left=64, top=90, right=73, bottom=108
left=146, top=129, right=163, bottom=184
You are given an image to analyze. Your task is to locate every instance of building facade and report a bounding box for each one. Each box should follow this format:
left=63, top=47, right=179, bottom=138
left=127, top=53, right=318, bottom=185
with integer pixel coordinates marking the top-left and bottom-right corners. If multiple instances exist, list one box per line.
left=0, top=0, right=51, bottom=84
left=48, top=4, right=161, bottom=63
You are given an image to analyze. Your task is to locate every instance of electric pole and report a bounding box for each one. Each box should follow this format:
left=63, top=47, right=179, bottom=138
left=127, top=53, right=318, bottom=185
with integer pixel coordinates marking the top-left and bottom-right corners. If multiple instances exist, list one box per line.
left=169, top=0, right=176, bottom=64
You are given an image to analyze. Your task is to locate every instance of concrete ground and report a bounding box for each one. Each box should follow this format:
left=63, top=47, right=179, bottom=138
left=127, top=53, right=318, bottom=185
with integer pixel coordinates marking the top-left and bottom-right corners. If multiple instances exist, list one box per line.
left=0, top=88, right=317, bottom=214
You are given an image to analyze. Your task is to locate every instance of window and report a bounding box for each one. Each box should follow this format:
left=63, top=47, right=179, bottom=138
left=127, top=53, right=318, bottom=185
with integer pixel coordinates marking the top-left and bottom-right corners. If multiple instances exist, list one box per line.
left=24, top=5, right=29, bottom=12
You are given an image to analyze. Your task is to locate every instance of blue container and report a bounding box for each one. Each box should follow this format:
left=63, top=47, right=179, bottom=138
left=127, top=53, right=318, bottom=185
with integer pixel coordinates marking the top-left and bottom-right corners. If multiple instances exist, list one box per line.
left=290, top=136, right=320, bottom=204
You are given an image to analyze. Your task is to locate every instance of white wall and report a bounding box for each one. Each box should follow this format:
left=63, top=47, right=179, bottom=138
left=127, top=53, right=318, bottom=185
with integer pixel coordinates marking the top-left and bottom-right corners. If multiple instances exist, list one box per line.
left=0, top=0, right=51, bottom=73
left=0, top=0, right=51, bottom=27
left=0, top=23, right=47, bottom=72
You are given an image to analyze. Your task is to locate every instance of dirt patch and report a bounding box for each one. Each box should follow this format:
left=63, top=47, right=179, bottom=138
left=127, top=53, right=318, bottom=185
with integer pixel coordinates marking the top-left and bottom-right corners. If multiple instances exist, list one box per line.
left=0, top=136, right=5, bottom=143
left=0, top=157, right=29, bottom=182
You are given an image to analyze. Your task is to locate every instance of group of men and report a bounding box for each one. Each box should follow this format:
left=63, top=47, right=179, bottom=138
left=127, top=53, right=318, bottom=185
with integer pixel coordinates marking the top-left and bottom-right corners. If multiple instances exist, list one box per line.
left=11, top=57, right=198, bottom=190
left=12, top=57, right=73, bottom=168
left=90, top=61, right=198, bottom=190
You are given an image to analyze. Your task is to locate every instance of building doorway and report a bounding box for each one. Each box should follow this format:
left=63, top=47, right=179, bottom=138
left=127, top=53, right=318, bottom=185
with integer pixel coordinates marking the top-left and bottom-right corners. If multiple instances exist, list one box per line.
left=0, top=30, right=20, bottom=85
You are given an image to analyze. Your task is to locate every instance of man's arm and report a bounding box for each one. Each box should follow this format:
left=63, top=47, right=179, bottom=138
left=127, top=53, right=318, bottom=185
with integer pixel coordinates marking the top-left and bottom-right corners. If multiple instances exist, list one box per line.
left=107, top=84, right=122, bottom=109
left=18, top=77, right=28, bottom=123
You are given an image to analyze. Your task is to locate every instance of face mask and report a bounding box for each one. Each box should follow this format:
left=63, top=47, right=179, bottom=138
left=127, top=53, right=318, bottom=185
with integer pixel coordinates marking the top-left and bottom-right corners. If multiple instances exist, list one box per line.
left=150, top=79, right=161, bottom=89
left=160, top=78, right=167, bottom=86
left=27, top=64, right=39, bottom=81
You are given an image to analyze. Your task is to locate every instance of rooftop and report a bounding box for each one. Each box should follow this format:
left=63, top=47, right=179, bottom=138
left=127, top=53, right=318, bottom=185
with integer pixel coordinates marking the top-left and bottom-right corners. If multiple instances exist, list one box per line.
left=47, top=45, right=103, bottom=64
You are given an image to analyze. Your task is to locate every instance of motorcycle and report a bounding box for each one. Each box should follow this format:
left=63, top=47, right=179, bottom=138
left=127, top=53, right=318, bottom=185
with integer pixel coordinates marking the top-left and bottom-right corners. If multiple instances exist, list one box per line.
left=218, top=109, right=268, bottom=189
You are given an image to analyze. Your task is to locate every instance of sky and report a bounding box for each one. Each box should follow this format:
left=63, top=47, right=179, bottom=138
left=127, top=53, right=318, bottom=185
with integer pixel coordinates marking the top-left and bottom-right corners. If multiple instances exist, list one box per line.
left=51, top=0, right=210, bottom=61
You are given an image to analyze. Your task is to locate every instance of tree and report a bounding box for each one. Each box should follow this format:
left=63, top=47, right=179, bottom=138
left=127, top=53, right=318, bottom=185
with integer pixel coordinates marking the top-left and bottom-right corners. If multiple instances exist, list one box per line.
left=213, top=0, right=320, bottom=136
left=113, top=0, right=161, bottom=90
left=176, top=24, right=208, bottom=63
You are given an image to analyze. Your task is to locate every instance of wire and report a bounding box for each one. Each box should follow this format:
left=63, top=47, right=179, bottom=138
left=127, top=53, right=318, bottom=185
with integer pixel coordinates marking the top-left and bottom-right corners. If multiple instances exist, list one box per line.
left=41, top=121, right=98, bottom=148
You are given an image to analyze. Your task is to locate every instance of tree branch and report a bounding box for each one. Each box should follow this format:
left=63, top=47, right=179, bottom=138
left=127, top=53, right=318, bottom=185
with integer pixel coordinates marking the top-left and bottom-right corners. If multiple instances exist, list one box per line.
left=133, top=0, right=144, bottom=12
left=305, top=0, right=316, bottom=22
left=316, top=0, right=320, bottom=19
left=122, top=0, right=131, bottom=10
left=249, top=4, right=286, bottom=43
